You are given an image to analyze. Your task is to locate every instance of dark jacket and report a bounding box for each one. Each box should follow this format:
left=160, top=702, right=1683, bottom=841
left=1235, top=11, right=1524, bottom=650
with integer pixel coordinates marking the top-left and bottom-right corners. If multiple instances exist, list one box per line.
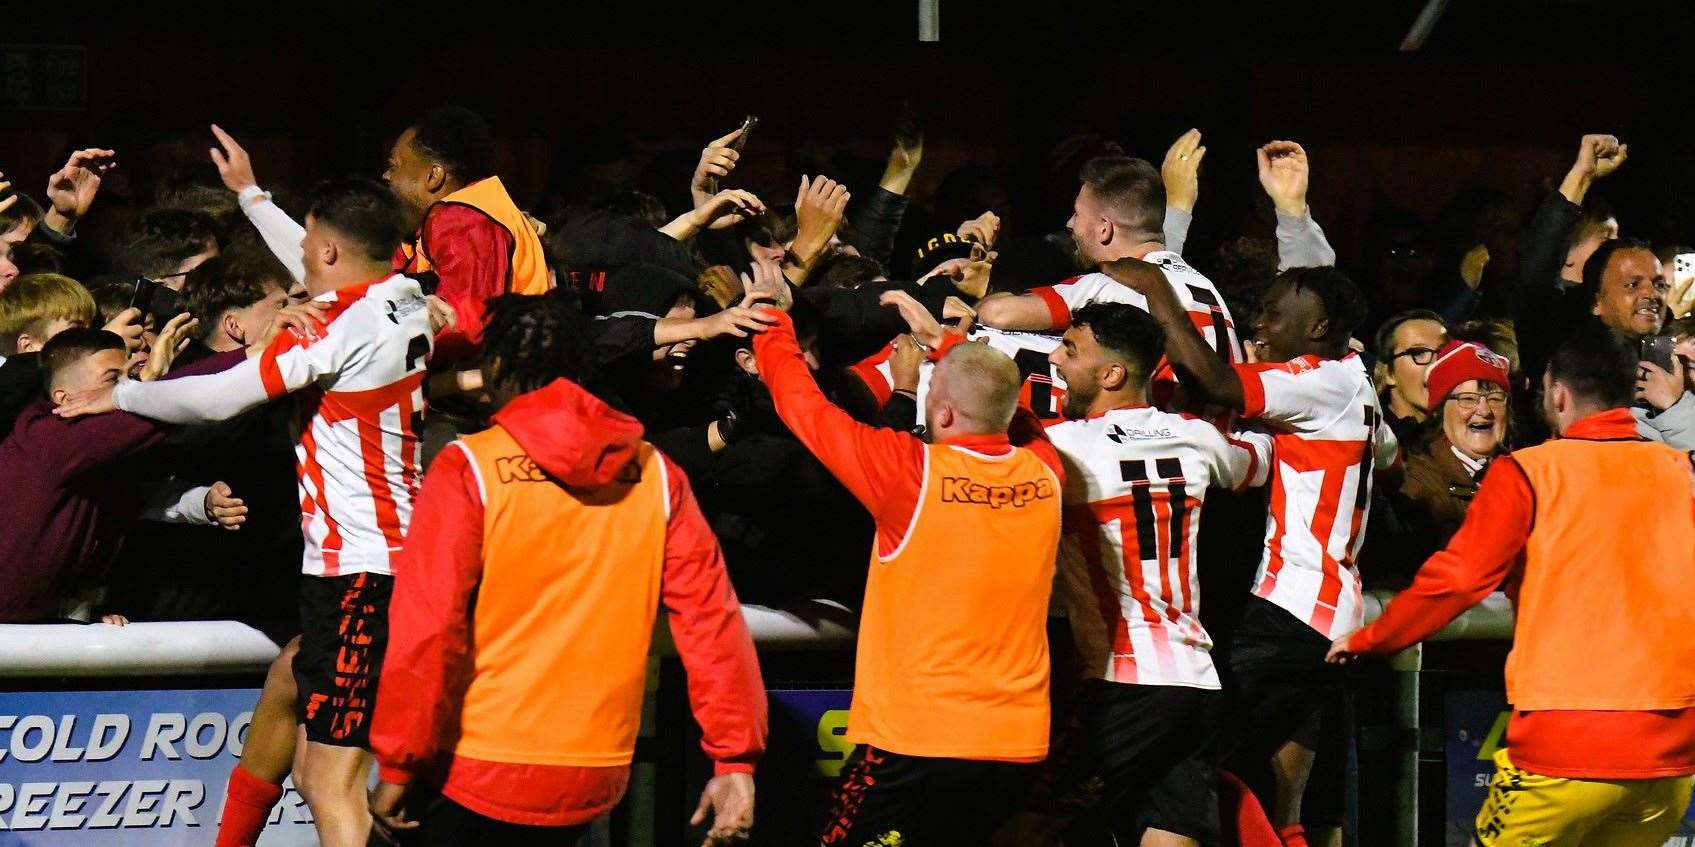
left=0, top=353, right=42, bottom=440
left=105, top=342, right=303, bottom=639
left=651, top=373, right=872, bottom=606
left=845, top=187, right=911, bottom=269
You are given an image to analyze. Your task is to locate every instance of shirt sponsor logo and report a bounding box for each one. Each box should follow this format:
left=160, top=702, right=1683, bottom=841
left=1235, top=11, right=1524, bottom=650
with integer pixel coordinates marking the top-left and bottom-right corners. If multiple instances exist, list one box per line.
left=939, top=476, right=1055, bottom=509
left=1106, top=424, right=1172, bottom=443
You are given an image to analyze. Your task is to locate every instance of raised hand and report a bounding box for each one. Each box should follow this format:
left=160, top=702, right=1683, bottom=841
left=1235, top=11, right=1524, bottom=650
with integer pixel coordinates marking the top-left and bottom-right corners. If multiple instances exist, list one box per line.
left=693, top=189, right=766, bottom=231
left=204, top=482, right=249, bottom=531
left=43, top=149, right=116, bottom=234
left=956, top=211, right=1001, bottom=251
left=879, top=289, right=945, bottom=349
left=880, top=113, right=925, bottom=195
left=1561, top=134, right=1626, bottom=204
left=209, top=124, right=259, bottom=194
left=740, top=257, right=792, bottom=312
left=1256, top=140, right=1310, bottom=217
left=102, top=307, right=147, bottom=355
left=689, top=772, right=754, bottom=846
left=138, top=313, right=198, bottom=382
left=790, top=176, right=851, bottom=268
left=692, top=127, right=745, bottom=208
left=0, top=174, right=14, bottom=218
left=942, top=295, right=977, bottom=335
left=1161, top=129, right=1206, bottom=214
left=1574, top=134, right=1627, bottom=180
left=889, top=333, right=924, bottom=392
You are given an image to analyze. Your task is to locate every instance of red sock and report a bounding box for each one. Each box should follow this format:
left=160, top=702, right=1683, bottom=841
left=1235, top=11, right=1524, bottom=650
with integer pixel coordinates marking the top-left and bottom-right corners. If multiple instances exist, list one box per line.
left=215, top=764, right=284, bottom=847
left=1278, top=824, right=1311, bottom=847
left=1219, top=769, right=1282, bottom=847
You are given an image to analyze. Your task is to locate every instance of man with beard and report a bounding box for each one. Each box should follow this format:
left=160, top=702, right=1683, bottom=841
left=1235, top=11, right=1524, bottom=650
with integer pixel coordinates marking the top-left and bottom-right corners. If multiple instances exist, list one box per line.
left=1005, top=301, right=1270, bottom=846
left=974, top=156, right=1241, bottom=384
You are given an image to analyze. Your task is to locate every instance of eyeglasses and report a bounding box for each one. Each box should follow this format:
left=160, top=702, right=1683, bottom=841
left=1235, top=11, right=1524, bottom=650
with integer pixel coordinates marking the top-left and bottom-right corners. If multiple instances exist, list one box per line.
left=1450, top=392, right=1508, bottom=412
left=1388, top=346, right=1439, bottom=366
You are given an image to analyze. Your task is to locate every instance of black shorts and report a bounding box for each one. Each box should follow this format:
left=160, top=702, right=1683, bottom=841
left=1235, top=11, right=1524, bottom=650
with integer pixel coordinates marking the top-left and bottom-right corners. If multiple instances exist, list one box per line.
left=293, top=572, right=392, bottom=748
left=819, top=746, right=1038, bottom=845
left=1220, top=595, right=1353, bottom=827
left=1033, top=681, right=1222, bottom=843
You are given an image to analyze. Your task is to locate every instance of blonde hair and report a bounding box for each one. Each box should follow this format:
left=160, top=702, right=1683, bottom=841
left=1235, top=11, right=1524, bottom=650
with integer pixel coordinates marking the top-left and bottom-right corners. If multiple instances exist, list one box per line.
left=0, top=273, right=98, bottom=355
left=932, top=342, right=1021, bottom=433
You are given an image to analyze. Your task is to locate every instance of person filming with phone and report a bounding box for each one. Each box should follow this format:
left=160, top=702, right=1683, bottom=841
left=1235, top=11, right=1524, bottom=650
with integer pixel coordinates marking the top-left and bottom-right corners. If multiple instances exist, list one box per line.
left=1558, top=237, right=1695, bottom=449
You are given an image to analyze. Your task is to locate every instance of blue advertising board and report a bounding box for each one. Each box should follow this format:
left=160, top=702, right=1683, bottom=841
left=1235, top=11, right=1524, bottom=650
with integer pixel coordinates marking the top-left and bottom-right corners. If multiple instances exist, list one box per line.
left=1445, top=690, right=1695, bottom=847
left=0, top=689, right=316, bottom=846
left=769, top=689, right=854, bottom=779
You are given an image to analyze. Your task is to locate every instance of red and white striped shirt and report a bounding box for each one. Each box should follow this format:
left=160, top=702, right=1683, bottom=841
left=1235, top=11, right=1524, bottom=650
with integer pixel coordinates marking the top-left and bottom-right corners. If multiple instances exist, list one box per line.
left=851, top=326, right=1071, bottom=422
left=1047, top=405, right=1270, bottom=688
left=1027, top=251, right=1241, bottom=380
left=1234, top=354, right=1399, bottom=639
left=113, top=274, right=434, bottom=577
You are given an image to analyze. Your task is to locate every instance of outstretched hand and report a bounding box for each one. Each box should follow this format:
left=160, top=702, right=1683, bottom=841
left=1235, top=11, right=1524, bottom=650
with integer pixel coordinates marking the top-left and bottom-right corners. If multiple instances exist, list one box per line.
left=45, top=148, right=116, bottom=229
left=692, top=127, right=746, bottom=207
left=1162, top=129, right=1206, bottom=214
left=693, top=189, right=766, bottom=231
left=879, top=289, right=945, bottom=349
left=138, top=313, right=198, bottom=382
left=740, top=258, right=792, bottom=312
left=209, top=124, right=259, bottom=194
left=1256, top=140, right=1310, bottom=216
left=791, top=175, right=851, bottom=263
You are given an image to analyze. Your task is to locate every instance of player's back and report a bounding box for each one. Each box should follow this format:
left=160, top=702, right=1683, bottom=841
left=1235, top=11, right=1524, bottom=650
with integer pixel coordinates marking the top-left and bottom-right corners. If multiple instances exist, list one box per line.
left=273, top=274, right=434, bottom=577
left=1047, top=405, right=1264, bottom=687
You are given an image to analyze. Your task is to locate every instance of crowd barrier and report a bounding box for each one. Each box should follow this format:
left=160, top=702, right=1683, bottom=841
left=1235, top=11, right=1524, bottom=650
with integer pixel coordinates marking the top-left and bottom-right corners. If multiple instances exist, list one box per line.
left=0, top=593, right=1579, bottom=847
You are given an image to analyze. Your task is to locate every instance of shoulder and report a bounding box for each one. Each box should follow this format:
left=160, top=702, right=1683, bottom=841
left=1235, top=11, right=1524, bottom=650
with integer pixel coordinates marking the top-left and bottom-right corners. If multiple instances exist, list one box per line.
left=426, top=201, right=502, bottom=233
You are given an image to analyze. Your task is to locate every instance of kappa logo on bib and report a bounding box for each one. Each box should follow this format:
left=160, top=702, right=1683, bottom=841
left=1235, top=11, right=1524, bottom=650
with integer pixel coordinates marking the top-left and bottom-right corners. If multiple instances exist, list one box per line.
left=939, top=476, right=1055, bottom=509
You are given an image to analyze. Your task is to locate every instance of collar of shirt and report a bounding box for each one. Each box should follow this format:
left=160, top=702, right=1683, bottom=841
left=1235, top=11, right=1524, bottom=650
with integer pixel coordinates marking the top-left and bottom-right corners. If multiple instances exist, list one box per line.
left=1450, top=444, right=1487, bottom=475
left=939, top=432, right=1013, bottom=455
left=1562, top=408, right=1641, bottom=441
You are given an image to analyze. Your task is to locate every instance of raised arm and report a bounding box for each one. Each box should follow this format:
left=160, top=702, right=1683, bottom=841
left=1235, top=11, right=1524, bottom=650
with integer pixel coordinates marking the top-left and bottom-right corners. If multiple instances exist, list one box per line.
left=1161, top=129, right=1204, bottom=255
left=1257, top=141, right=1336, bottom=269
left=212, top=124, right=307, bottom=282
left=1100, top=256, right=1245, bottom=410
left=751, top=309, right=925, bottom=523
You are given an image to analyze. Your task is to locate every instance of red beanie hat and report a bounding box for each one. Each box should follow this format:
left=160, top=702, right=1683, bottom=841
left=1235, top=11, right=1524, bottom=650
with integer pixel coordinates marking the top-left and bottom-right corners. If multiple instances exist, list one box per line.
left=1424, top=340, right=1511, bottom=407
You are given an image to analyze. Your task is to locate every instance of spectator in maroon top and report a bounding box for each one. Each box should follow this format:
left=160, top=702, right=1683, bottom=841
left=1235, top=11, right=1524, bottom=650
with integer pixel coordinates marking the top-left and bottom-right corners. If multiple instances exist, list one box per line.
left=0, top=319, right=215, bottom=622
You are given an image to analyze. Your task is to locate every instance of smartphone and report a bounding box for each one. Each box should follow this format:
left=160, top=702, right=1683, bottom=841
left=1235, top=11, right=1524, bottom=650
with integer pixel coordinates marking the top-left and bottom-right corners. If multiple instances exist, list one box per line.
left=705, top=116, right=759, bottom=196
left=729, top=115, right=758, bottom=154
left=129, top=276, right=186, bottom=320
left=1672, top=253, right=1695, bottom=319
left=1641, top=334, right=1676, bottom=371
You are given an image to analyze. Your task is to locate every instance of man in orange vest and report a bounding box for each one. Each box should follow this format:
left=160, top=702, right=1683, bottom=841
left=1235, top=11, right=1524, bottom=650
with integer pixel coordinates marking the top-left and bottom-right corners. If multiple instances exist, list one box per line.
left=1329, top=322, right=1695, bottom=846
left=380, top=105, right=554, bottom=462
left=367, top=292, right=768, bottom=845
left=748, top=283, right=1064, bottom=844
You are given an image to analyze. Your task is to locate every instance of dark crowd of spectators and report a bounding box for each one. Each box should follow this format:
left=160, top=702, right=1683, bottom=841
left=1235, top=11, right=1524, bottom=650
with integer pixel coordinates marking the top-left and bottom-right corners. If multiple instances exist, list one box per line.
left=1, top=105, right=1691, bottom=844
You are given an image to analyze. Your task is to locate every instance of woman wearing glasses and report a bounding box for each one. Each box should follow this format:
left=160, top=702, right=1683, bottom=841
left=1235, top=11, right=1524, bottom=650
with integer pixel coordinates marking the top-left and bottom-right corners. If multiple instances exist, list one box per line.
left=1391, top=340, right=1514, bottom=573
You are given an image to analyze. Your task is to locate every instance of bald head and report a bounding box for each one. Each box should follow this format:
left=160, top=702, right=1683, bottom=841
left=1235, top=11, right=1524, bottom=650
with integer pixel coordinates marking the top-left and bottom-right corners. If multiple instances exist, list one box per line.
left=927, top=341, right=1022, bottom=436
